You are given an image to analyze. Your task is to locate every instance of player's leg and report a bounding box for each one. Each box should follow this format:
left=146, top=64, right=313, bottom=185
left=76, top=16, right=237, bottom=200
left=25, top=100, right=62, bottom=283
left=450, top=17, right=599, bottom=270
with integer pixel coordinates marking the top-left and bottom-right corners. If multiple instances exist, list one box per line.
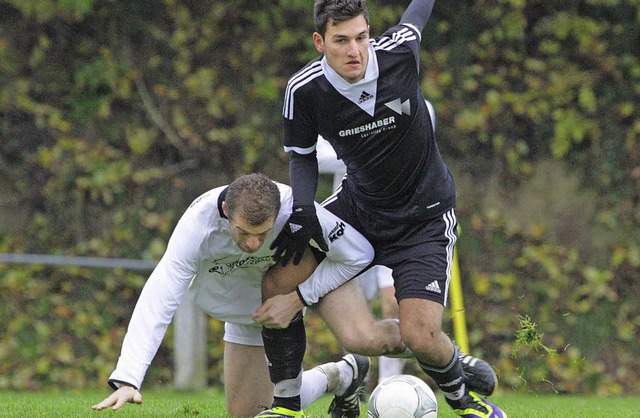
left=393, top=209, right=505, bottom=417
left=312, top=278, right=406, bottom=356
left=223, top=339, right=273, bottom=417
left=375, top=272, right=407, bottom=383
left=325, top=354, right=370, bottom=418
left=401, top=302, right=504, bottom=417
left=313, top=277, right=405, bottom=417
left=260, top=249, right=317, bottom=414
left=302, top=354, right=369, bottom=409
left=313, top=274, right=408, bottom=418
left=223, top=324, right=369, bottom=417
left=262, top=246, right=318, bottom=298
left=377, top=269, right=398, bottom=319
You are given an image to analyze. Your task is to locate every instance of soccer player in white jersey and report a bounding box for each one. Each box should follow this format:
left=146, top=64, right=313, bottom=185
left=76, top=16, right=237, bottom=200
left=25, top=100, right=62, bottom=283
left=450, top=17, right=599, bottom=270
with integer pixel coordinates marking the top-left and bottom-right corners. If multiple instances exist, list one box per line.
left=269, top=1, right=506, bottom=417
left=91, top=173, right=409, bottom=418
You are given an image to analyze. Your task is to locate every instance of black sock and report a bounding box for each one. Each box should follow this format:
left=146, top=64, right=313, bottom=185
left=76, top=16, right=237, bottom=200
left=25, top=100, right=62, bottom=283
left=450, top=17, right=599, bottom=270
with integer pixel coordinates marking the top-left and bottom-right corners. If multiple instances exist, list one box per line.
left=418, top=345, right=467, bottom=403
left=262, top=311, right=306, bottom=411
left=272, top=395, right=301, bottom=411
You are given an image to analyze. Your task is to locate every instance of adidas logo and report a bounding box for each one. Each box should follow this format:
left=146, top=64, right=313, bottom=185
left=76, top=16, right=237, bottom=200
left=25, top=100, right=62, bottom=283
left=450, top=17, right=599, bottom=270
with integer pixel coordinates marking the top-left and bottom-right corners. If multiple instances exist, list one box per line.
left=425, top=280, right=441, bottom=294
left=289, top=223, right=303, bottom=233
left=358, top=90, right=374, bottom=104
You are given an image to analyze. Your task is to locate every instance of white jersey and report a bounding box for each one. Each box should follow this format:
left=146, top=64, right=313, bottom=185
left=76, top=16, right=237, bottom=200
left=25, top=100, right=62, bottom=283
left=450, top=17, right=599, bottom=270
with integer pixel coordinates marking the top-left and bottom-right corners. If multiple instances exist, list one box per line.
left=108, top=182, right=373, bottom=389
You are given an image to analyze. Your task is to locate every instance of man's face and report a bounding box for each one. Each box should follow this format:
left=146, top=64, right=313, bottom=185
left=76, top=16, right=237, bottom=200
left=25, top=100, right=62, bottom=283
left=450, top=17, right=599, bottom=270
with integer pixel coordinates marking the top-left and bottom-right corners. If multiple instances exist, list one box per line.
left=314, top=15, right=370, bottom=83
left=223, top=203, right=275, bottom=253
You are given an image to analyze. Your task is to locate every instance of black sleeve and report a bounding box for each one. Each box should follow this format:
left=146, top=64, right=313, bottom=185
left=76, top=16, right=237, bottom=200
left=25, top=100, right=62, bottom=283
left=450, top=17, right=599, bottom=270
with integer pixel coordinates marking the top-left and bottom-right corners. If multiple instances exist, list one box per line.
left=400, top=0, right=436, bottom=33
left=289, top=151, right=319, bottom=207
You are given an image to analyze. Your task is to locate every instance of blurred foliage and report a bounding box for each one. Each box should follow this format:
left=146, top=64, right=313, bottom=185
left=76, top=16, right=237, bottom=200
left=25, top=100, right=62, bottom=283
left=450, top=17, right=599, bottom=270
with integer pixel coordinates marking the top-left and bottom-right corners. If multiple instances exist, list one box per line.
left=0, top=0, right=638, bottom=395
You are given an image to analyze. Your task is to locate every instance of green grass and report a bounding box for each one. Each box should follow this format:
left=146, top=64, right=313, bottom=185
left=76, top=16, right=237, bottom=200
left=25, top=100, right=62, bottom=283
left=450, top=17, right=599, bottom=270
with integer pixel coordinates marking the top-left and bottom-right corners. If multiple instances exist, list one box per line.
left=1, top=389, right=640, bottom=417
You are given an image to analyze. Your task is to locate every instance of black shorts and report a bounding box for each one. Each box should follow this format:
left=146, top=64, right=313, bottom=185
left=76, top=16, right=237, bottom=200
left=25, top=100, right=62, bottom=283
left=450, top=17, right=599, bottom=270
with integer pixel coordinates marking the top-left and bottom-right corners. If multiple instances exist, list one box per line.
left=323, top=191, right=458, bottom=306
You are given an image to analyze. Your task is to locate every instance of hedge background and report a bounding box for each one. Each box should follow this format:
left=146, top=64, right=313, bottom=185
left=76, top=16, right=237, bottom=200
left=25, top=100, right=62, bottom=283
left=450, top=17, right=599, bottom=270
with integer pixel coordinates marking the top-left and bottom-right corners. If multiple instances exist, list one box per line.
left=0, top=0, right=638, bottom=395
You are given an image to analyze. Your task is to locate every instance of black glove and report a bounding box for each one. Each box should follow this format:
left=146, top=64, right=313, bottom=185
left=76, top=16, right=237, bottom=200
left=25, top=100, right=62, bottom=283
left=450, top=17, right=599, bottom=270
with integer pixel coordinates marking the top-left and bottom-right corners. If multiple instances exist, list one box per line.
left=270, top=204, right=329, bottom=266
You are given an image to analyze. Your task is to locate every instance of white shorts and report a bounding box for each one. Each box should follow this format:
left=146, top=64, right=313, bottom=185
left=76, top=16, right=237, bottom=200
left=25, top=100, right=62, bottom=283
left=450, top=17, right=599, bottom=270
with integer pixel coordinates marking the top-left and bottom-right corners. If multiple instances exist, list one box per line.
left=224, top=322, right=263, bottom=346
left=223, top=307, right=309, bottom=346
left=356, top=265, right=394, bottom=301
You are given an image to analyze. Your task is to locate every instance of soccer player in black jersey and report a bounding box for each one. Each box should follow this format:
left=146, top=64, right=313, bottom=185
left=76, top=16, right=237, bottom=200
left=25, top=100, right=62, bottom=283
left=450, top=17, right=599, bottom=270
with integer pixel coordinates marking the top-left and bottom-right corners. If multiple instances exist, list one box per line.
left=265, top=1, right=507, bottom=417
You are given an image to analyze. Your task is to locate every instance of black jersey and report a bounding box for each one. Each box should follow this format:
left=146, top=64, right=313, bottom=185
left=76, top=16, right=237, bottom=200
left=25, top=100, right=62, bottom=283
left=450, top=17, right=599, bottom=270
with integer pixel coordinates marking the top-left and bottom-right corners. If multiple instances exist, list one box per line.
left=283, top=23, right=455, bottom=222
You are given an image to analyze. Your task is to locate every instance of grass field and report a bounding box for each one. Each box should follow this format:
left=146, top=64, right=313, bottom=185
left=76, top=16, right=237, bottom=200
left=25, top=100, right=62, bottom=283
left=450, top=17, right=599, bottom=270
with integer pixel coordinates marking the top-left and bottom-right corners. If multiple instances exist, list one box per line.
left=2, top=389, right=640, bottom=417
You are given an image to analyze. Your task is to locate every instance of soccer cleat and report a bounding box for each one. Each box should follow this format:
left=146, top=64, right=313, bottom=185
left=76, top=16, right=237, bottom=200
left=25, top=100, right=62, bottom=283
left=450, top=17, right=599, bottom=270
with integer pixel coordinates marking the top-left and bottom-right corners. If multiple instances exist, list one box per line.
left=327, top=354, right=370, bottom=418
left=458, top=350, right=498, bottom=396
left=447, top=391, right=507, bottom=418
left=255, top=406, right=306, bottom=418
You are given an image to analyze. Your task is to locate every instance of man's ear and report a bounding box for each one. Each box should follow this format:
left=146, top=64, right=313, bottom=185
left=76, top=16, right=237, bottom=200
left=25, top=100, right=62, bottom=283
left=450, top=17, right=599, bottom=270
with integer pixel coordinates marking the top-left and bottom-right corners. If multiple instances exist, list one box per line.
left=313, top=32, right=325, bottom=53
left=221, top=201, right=229, bottom=217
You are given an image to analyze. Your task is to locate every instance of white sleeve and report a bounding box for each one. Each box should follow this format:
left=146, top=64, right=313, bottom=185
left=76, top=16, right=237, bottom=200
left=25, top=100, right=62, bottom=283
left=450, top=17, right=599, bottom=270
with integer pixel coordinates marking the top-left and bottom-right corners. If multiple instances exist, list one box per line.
left=108, top=221, right=199, bottom=389
left=297, top=203, right=374, bottom=305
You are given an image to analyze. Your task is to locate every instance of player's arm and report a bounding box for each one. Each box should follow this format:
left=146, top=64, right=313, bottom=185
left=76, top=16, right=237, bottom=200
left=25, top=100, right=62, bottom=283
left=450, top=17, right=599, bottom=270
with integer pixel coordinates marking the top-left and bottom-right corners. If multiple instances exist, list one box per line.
left=290, top=150, right=319, bottom=207
left=400, top=0, right=436, bottom=33
left=105, top=254, right=192, bottom=390
left=98, top=215, right=200, bottom=405
left=296, top=203, right=375, bottom=306
left=256, top=205, right=374, bottom=326
left=253, top=248, right=318, bottom=328
left=270, top=151, right=328, bottom=266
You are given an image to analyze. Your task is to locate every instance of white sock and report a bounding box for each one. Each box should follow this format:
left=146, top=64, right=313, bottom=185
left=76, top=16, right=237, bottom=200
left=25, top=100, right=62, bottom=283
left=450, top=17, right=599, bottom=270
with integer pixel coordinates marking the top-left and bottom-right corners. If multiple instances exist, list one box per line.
left=378, top=356, right=407, bottom=384
left=300, top=367, right=331, bottom=409
left=335, top=359, right=354, bottom=396
left=273, top=369, right=302, bottom=398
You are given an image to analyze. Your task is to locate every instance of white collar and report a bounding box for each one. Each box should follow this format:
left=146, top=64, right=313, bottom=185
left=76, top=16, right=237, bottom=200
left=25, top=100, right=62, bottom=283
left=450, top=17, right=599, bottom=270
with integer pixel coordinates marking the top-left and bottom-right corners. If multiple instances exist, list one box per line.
left=321, top=43, right=378, bottom=116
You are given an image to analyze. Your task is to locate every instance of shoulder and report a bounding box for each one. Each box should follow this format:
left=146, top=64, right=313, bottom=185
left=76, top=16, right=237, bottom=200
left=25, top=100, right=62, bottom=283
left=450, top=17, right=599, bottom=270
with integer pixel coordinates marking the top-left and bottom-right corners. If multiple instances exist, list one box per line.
left=286, top=57, right=324, bottom=89
left=274, top=182, right=293, bottom=215
left=187, top=187, right=223, bottom=211
left=283, top=60, right=326, bottom=120
left=176, top=187, right=226, bottom=239
left=275, top=182, right=293, bottom=202
left=373, top=24, right=421, bottom=51
left=284, top=57, right=325, bottom=105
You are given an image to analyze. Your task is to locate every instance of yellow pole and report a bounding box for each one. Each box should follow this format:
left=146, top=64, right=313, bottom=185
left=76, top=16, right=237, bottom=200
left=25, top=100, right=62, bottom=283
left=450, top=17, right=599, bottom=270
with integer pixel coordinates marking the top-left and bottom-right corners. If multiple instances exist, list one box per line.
left=450, top=247, right=470, bottom=353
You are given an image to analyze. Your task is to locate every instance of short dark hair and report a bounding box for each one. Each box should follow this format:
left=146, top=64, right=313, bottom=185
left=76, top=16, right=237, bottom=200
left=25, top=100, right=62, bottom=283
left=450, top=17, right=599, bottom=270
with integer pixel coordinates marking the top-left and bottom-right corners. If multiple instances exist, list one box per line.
left=225, top=173, right=281, bottom=226
left=314, top=0, right=369, bottom=37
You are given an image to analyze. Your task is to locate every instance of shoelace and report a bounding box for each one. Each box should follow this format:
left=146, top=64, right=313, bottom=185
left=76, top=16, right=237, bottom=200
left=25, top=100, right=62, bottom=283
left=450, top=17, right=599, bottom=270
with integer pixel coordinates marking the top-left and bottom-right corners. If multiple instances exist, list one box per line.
left=329, top=387, right=360, bottom=414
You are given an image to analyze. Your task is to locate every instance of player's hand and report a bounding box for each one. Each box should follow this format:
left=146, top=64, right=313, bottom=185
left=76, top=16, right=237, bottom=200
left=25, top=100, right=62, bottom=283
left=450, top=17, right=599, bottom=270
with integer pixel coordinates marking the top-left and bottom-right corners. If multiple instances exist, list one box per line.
left=252, top=292, right=305, bottom=328
left=270, top=205, right=328, bottom=266
left=91, top=385, right=143, bottom=411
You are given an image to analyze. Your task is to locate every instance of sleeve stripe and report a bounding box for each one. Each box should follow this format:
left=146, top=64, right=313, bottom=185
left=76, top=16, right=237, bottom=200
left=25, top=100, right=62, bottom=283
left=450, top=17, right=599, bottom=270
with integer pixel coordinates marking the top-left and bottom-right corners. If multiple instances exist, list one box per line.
left=374, top=26, right=418, bottom=51
left=401, top=23, right=421, bottom=41
left=283, top=143, right=317, bottom=155
left=283, top=61, right=324, bottom=120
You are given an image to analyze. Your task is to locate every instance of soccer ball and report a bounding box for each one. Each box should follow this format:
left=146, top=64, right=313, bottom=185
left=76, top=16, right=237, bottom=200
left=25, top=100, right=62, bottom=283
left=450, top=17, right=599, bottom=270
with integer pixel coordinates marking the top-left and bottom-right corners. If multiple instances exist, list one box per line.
left=367, top=374, right=438, bottom=418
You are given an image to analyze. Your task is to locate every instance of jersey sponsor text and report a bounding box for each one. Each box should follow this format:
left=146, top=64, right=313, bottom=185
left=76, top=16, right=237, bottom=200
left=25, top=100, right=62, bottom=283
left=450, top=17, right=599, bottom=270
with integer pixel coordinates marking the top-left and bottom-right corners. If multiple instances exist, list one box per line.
left=338, top=116, right=396, bottom=138
left=328, top=221, right=346, bottom=243
left=208, top=255, right=273, bottom=275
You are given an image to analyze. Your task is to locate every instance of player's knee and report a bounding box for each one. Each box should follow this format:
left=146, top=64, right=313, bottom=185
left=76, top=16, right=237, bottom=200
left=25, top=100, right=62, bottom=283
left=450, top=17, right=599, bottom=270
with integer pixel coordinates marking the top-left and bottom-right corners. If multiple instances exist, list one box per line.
left=401, top=325, right=442, bottom=356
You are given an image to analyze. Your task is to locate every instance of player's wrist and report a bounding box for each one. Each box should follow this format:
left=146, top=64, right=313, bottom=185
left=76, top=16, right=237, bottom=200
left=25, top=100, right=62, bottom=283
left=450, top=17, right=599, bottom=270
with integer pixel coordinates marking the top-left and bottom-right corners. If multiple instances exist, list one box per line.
left=108, top=379, right=139, bottom=391
left=295, top=286, right=310, bottom=307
